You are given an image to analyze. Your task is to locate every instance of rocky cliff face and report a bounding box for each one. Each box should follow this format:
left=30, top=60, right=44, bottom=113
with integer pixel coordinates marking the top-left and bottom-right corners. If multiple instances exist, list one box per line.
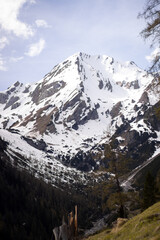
left=0, top=52, right=160, bottom=186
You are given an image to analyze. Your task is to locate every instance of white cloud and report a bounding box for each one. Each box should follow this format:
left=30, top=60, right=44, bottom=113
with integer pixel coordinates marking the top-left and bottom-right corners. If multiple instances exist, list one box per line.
left=0, top=37, right=9, bottom=50
left=0, top=0, right=34, bottom=38
left=35, top=19, right=51, bottom=28
left=25, top=38, right=45, bottom=57
left=0, top=56, right=7, bottom=71
left=10, top=56, right=24, bottom=63
left=146, top=47, right=160, bottom=62
left=29, top=0, right=36, bottom=4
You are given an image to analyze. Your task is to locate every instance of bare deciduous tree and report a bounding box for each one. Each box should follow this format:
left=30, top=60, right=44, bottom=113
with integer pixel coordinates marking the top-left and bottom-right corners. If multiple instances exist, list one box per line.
left=138, top=0, right=160, bottom=73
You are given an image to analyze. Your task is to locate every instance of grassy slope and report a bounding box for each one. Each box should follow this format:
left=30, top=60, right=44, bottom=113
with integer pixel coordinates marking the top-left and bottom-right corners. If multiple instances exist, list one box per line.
left=86, top=201, right=160, bottom=240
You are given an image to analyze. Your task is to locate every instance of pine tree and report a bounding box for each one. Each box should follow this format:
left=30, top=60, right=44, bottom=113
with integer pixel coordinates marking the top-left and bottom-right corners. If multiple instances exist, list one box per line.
left=104, top=145, right=129, bottom=218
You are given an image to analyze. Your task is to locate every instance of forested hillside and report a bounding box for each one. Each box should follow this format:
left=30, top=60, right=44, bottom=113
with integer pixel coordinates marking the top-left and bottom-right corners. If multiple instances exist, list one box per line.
left=0, top=140, right=102, bottom=240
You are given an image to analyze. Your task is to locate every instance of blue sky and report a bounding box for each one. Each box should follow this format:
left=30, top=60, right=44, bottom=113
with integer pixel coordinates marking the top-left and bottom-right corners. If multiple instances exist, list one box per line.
left=0, top=0, right=154, bottom=91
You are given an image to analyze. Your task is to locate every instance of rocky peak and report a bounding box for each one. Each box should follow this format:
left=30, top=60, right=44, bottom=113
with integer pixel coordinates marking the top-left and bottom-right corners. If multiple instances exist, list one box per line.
left=0, top=52, right=159, bottom=187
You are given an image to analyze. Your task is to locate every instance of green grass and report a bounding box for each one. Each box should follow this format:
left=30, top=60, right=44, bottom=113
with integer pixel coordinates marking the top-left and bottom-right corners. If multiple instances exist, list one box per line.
left=85, top=202, right=160, bottom=240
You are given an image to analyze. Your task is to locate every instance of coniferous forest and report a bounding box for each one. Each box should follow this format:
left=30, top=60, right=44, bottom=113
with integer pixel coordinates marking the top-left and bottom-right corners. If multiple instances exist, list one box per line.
left=0, top=137, right=105, bottom=240
left=0, top=157, right=101, bottom=240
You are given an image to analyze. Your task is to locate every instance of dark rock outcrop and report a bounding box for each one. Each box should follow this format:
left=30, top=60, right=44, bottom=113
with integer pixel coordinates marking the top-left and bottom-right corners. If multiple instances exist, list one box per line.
left=110, top=102, right=122, bottom=119
left=0, top=137, right=8, bottom=152
left=31, top=81, right=66, bottom=104
left=138, top=91, right=149, bottom=104
left=63, top=93, right=82, bottom=111
left=11, top=102, right=21, bottom=110
left=69, top=151, right=96, bottom=171
left=67, top=101, right=99, bottom=129
left=0, top=92, right=8, bottom=104
left=75, top=57, right=83, bottom=73
left=22, top=136, right=47, bottom=151
left=98, top=80, right=104, bottom=89
left=4, top=96, right=20, bottom=110
left=105, top=80, right=112, bottom=92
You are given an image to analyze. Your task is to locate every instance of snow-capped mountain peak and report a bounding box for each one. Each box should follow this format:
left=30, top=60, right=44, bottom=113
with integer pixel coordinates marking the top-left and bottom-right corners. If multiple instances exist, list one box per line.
left=0, top=52, right=160, bottom=186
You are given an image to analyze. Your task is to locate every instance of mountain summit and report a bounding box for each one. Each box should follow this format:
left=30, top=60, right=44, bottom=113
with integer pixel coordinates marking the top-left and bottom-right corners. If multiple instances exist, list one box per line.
left=0, top=52, right=160, bottom=185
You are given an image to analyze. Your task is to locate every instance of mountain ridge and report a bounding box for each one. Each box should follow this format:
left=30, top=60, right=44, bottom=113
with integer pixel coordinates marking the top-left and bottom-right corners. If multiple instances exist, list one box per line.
left=0, top=52, right=160, bottom=186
